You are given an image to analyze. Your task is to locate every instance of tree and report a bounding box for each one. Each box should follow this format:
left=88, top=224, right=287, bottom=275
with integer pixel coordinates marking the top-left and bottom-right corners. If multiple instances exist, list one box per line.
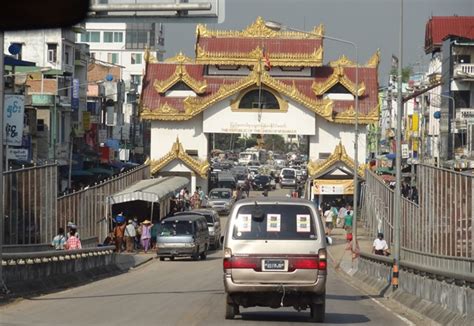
left=263, top=134, right=286, bottom=152
left=390, top=66, right=413, bottom=83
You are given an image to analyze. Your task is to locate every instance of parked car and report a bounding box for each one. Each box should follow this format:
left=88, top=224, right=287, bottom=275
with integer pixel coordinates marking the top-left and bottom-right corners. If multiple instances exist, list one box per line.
left=252, top=174, right=272, bottom=190
left=207, top=188, right=234, bottom=215
left=217, top=172, right=237, bottom=190
left=174, top=209, right=222, bottom=249
left=156, top=215, right=210, bottom=261
left=223, top=197, right=329, bottom=322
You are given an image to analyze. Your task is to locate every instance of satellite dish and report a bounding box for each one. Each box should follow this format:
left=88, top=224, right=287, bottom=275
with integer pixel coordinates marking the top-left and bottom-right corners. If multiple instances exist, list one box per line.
left=433, top=111, right=441, bottom=119
left=106, top=74, right=114, bottom=81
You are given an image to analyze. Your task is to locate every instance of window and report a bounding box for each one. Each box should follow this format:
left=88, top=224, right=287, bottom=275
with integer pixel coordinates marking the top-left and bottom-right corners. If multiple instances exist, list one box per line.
left=232, top=204, right=317, bottom=240
left=37, top=119, right=45, bottom=132
left=107, top=53, right=119, bottom=64
left=130, top=74, right=142, bottom=86
left=131, top=53, right=142, bottom=65
left=104, top=32, right=113, bottom=43
left=80, top=31, right=100, bottom=43
left=47, top=43, right=57, bottom=63
left=104, top=31, right=123, bottom=43
left=239, top=89, right=280, bottom=109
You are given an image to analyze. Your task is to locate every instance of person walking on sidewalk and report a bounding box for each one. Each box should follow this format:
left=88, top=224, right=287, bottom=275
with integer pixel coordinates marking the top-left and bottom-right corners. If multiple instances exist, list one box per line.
left=124, top=220, right=136, bottom=253
left=51, top=227, right=67, bottom=250
left=113, top=221, right=126, bottom=253
left=140, top=220, right=153, bottom=253
left=323, top=207, right=335, bottom=235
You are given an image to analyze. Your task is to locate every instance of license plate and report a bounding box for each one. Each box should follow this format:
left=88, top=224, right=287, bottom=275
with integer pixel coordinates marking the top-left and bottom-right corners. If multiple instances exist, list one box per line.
left=262, top=259, right=287, bottom=271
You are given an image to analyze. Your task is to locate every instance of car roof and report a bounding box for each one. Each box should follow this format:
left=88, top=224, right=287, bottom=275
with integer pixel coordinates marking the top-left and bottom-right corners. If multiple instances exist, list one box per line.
left=161, top=215, right=206, bottom=222
left=210, top=188, right=232, bottom=192
left=174, top=209, right=215, bottom=216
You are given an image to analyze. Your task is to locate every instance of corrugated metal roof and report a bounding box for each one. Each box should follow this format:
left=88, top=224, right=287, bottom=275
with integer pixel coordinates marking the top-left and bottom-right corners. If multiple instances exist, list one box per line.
left=108, top=176, right=189, bottom=204
left=425, top=16, right=474, bottom=53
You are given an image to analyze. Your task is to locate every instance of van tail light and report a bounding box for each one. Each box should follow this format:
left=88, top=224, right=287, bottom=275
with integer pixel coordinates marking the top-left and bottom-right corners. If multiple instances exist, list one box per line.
left=291, top=258, right=319, bottom=270
left=318, top=248, right=327, bottom=271
left=223, top=257, right=258, bottom=270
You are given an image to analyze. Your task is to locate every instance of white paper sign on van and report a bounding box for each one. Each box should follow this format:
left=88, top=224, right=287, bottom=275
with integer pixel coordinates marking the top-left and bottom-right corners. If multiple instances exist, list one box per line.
left=237, top=214, right=252, bottom=232
left=267, top=214, right=281, bottom=232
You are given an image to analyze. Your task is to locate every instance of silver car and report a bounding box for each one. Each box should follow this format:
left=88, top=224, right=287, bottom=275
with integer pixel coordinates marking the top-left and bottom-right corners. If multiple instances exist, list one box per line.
left=207, top=188, right=234, bottom=216
left=223, top=197, right=328, bottom=322
left=174, top=209, right=222, bottom=249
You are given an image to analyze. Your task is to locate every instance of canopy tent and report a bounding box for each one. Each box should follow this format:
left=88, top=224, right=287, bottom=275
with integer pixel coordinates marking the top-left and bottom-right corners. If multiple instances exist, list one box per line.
left=108, top=176, right=189, bottom=205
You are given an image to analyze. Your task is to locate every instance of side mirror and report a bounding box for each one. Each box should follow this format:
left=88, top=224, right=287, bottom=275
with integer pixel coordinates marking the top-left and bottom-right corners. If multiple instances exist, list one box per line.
left=326, top=236, right=333, bottom=246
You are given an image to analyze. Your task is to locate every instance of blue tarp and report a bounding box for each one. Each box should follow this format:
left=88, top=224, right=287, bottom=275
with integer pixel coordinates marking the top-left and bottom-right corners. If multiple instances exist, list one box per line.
left=3, top=55, right=36, bottom=67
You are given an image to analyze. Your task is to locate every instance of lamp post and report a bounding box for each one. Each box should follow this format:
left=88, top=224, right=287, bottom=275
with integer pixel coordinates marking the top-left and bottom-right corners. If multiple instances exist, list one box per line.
left=265, top=20, right=360, bottom=254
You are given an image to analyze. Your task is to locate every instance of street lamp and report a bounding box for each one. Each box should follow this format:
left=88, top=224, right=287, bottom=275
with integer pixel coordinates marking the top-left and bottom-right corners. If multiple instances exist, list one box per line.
left=265, top=20, right=360, bottom=254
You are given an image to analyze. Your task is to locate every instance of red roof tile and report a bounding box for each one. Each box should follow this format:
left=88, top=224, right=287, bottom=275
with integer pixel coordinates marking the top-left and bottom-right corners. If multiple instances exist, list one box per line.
left=425, top=16, right=474, bottom=53
left=197, top=37, right=322, bottom=55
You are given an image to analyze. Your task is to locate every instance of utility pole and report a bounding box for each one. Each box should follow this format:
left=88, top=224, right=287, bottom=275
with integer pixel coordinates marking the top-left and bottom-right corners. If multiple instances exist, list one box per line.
left=393, top=0, right=403, bottom=290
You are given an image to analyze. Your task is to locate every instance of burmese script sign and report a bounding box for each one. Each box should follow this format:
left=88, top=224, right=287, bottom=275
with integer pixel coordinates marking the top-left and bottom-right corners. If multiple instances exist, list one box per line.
left=203, top=103, right=315, bottom=135
left=3, top=95, right=25, bottom=146
left=222, top=122, right=297, bottom=134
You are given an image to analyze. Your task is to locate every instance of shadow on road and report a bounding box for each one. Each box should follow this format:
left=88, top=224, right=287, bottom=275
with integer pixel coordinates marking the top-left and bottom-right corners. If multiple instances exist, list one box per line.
left=326, top=293, right=370, bottom=301
left=240, top=311, right=370, bottom=324
left=27, top=289, right=225, bottom=301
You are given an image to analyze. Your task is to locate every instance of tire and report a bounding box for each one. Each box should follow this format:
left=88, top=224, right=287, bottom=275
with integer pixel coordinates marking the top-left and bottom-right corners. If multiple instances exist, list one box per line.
left=215, top=239, right=221, bottom=250
left=192, top=248, right=200, bottom=261
left=309, top=300, right=325, bottom=323
left=159, top=257, right=165, bottom=261
left=200, top=250, right=207, bottom=260
left=225, top=297, right=239, bottom=319
left=170, top=256, right=175, bottom=261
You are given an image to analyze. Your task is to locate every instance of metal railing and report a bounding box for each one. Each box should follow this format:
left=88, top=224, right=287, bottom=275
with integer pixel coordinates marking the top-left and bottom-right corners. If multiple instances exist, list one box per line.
left=57, top=164, right=150, bottom=242
left=2, top=163, right=150, bottom=245
left=2, top=163, right=58, bottom=245
left=361, top=164, right=473, bottom=274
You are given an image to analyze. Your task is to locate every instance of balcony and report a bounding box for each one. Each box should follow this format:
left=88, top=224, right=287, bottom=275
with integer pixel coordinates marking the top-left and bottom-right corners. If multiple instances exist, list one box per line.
left=453, top=63, right=474, bottom=80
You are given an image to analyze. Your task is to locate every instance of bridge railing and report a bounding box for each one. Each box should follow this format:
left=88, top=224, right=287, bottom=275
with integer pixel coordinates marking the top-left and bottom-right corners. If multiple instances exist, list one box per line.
left=361, top=164, right=473, bottom=275
left=2, top=163, right=150, bottom=246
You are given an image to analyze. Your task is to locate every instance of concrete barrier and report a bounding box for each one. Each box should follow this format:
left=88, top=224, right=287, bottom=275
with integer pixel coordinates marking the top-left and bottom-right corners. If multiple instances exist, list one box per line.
left=356, top=252, right=474, bottom=325
left=4, top=237, right=99, bottom=253
left=2, top=246, right=117, bottom=297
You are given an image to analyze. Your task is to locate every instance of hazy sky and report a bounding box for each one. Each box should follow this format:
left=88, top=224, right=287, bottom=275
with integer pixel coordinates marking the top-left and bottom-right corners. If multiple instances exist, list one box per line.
left=161, top=0, right=473, bottom=84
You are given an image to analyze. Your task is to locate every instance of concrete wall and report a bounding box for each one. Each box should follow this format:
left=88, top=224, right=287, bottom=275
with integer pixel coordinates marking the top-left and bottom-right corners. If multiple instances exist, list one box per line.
left=309, top=118, right=367, bottom=161
left=151, top=115, right=208, bottom=161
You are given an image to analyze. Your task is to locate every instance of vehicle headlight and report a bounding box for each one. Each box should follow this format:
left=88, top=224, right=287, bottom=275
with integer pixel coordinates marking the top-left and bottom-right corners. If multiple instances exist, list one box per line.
left=184, top=242, right=196, bottom=247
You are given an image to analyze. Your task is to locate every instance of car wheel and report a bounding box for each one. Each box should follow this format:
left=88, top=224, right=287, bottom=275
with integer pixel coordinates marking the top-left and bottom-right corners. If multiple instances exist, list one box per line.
left=309, top=300, right=325, bottom=322
left=215, top=239, right=221, bottom=250
left=192, top=248, right=200, bottom=261
left=170, top=256, right=175, bottom=261
left=200, top=249, right=207, bottom=260
left=159, top=257, right=165, bottom=261
left=225, top=297, right=239, bottom=319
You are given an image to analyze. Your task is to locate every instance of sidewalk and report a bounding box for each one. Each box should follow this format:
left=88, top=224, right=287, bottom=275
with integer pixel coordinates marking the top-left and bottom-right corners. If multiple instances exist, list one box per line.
left=326, top=223, right=373, bottom=275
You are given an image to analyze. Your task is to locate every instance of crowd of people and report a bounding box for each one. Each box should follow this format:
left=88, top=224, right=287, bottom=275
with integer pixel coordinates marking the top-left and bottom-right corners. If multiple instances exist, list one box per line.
left=51, top=222, right=82, bottom=250
left=320, top=202, right=353, bottom=237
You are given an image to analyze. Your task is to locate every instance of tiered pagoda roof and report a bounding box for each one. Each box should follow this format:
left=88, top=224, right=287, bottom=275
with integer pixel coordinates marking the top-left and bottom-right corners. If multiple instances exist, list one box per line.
left=140, top=17, right=379, bottom=124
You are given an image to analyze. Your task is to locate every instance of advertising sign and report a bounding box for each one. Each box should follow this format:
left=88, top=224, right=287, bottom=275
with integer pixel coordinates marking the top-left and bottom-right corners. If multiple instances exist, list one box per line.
left=3, top=95, right=25, bottom=146
left=7, top=148, right=28, bottom=161
left=82, top=111, right=91, bottom=131
left=401, top=143, right=409, bottom=159
left=71, top=78, right=79, bottom=110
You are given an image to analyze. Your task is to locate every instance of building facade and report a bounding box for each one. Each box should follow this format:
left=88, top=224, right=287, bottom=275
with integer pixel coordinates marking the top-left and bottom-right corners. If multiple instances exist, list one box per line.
left=140, top=18, right=379, bottom=195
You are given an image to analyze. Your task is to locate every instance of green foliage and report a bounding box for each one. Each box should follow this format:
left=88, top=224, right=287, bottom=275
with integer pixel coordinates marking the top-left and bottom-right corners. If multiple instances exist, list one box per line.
left=262, top=134, right=286, bottom=152
left=390, top=66, right=413, bottom=83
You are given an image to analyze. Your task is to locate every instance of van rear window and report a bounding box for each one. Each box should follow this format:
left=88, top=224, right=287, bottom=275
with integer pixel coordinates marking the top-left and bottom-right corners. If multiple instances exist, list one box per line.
left=232, top=204, right=317, bottom=240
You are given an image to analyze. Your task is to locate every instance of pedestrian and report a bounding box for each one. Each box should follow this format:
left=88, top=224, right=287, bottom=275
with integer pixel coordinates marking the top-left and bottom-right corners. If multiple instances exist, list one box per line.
left=191, top=190, right=201, bottom=209
left=150, top=220, right=159, bottom=249
left=337, top=205, right=347, bottom=228
left=51, top=227, right=66, bottom=250
left=64, top=229, right=82, bottom=250
left=115, top=212, right=126, bottom=224
left=323, top=207, right=335, bottom=235
left=372, top=233, right=390, bottom=256
left=66, top=221, right=80, bottom=239
left=124, top=220, right=137, bottom=253
left=113, top=221, right=126, bottom=252
left=140, top=220, right=153, bottom=253
left=198, top=186, right=205, bottom=203
left=344, top=210, right=353, bottom=234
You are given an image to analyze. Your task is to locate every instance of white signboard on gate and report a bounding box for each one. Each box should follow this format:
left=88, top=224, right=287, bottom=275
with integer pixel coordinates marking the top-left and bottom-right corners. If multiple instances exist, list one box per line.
left=319, top=185, right=344, bottom=194
left=7, top=148, right=29, bottom=161
left=203, top=101, right=316, bottom=135
left=3, top=95, right=25, bottom=146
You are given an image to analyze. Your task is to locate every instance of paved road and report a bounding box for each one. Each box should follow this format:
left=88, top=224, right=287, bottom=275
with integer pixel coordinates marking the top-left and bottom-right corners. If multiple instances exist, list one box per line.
left=0, top=188, right=413, bottom=326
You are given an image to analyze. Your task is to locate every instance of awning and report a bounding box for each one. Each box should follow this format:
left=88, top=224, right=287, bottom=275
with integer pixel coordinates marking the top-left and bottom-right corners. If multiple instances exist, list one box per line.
left=108, top=176, right=189, bottom=204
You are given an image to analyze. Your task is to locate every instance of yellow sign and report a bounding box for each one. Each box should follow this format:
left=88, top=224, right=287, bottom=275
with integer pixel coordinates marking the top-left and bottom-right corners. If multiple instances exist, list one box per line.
left=83, top=112, right=91, bottom=131
left=312, top=179, right=354, bottom=195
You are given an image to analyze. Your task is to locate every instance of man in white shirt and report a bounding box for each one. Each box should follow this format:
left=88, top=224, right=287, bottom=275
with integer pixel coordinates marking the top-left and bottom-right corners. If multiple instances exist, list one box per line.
left=124, top=220, right=137, bottom=253
left=323, top=208, right=335, bottom=235
left=373, top=233, right=389, bottom=256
